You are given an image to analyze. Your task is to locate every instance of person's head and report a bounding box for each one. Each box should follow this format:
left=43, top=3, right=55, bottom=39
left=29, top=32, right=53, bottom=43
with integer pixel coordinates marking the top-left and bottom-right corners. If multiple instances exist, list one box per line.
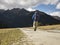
left=35, top=11, right=37, bottom=14
left=35, top=10, right=38, bottom=14
left=34, top=10, right=39, bottom=16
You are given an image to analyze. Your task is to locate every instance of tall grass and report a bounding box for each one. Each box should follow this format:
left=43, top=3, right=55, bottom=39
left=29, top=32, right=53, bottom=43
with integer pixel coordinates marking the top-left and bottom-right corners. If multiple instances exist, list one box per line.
left=38, top=24, right=60, bottom=30
left=0, top=28, right=25, bottom=45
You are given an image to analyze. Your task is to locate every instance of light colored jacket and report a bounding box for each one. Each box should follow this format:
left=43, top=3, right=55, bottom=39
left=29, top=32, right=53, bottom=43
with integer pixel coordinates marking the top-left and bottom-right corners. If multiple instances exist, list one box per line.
left=32, top=12, right=36, bottom=21
left=32, top=12, right=39, bottom=21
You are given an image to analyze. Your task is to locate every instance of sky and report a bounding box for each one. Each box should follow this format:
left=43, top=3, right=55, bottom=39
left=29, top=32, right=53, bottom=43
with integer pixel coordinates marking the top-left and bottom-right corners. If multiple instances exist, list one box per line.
left=0, top=0, right=60, bottom=17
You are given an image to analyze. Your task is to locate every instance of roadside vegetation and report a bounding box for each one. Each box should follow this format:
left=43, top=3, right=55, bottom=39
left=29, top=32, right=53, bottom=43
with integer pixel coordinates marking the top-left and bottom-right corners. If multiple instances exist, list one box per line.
left=0, top=28, right=26, bottom=45
left=38, top=24, right=60, bottom=30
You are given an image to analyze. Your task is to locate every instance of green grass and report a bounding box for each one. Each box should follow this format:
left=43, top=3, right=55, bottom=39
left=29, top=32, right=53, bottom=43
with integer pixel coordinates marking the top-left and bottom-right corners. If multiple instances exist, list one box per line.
left=0, top=28, right=25, bottom=45
left=38, top=24, right=60, bottom=30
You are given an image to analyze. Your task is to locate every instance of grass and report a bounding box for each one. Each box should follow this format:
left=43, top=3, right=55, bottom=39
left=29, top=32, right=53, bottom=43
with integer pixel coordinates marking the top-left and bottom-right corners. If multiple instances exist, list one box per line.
left=0, top=28, right=26, bottom=45
left=38, top=24, right=60, bottom=30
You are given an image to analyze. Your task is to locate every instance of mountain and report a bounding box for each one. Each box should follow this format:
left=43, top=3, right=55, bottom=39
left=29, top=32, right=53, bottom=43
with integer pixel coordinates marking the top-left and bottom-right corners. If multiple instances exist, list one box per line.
left=0, top=9, right=5, bottom=13
left=35, top=10, right=60, bottom=25
left=0, top=8, right=60, bottom=28
left=52, top=16, right=60, bottom=20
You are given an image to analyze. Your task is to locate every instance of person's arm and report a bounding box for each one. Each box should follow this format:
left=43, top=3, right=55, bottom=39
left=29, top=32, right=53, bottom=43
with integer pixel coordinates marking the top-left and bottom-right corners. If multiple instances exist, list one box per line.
left=32, top=13, right=36, bottom=19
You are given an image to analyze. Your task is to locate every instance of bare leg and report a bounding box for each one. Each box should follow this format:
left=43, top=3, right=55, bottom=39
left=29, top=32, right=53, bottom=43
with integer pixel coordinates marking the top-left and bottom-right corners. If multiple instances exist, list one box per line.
left=34, top=21, right=36, bottom=31
left=33, top=21, right=38, bottom=31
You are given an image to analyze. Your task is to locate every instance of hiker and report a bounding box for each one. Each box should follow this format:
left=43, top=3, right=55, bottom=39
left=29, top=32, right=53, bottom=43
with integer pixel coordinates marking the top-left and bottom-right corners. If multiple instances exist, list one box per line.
left=32, top=10, right=39, bottom=31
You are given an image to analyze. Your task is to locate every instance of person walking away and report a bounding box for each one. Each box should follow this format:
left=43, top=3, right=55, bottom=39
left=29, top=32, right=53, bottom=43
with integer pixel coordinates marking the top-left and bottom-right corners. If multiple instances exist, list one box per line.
left=32, top=11, right=39, bottom=31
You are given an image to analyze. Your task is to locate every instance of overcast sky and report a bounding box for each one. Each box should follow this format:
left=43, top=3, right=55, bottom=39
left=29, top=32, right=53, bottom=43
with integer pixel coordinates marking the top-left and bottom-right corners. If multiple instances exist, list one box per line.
left=0, top=0, right=60, bottom=17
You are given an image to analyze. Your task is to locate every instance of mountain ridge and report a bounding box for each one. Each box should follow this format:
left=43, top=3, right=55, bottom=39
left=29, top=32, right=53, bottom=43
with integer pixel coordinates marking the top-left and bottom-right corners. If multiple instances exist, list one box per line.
left=0, top=8, right=60, bottom=28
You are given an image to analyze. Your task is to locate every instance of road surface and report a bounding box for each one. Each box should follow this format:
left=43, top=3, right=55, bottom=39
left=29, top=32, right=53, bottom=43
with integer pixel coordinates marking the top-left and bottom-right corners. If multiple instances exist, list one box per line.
left=20, top=28, right=60, bottom=45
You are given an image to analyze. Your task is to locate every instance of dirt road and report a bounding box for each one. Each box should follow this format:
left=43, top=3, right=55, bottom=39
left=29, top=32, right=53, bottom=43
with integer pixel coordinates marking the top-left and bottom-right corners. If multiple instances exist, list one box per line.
left=20, top=28, right=60, bottom=45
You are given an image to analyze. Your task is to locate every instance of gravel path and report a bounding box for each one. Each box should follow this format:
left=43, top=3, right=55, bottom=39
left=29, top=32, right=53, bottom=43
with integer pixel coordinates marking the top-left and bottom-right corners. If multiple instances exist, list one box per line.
left=20, top=28, right=60, bottom=45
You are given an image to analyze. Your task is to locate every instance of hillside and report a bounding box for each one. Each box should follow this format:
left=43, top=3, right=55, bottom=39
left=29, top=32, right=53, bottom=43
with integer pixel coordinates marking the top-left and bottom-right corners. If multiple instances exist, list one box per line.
left=52, top=16, right=60, bottom=20
left=0, top=8, right=60, bottom=28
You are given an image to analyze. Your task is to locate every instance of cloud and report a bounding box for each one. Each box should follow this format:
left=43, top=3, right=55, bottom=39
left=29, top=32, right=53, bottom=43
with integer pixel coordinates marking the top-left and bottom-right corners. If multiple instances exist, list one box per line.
left=50, top=11, right=60, bottom=17
left=43, top=0, right=59, bottom=5
left=4, top=0, right=14, bottom=4
left=56, top=3, right=60, bottom=9
left=0, top=4, right=6, bottom=9
left=0, top=0, right=59, bottom=9
left=26, top=8, right=36, bottom=11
